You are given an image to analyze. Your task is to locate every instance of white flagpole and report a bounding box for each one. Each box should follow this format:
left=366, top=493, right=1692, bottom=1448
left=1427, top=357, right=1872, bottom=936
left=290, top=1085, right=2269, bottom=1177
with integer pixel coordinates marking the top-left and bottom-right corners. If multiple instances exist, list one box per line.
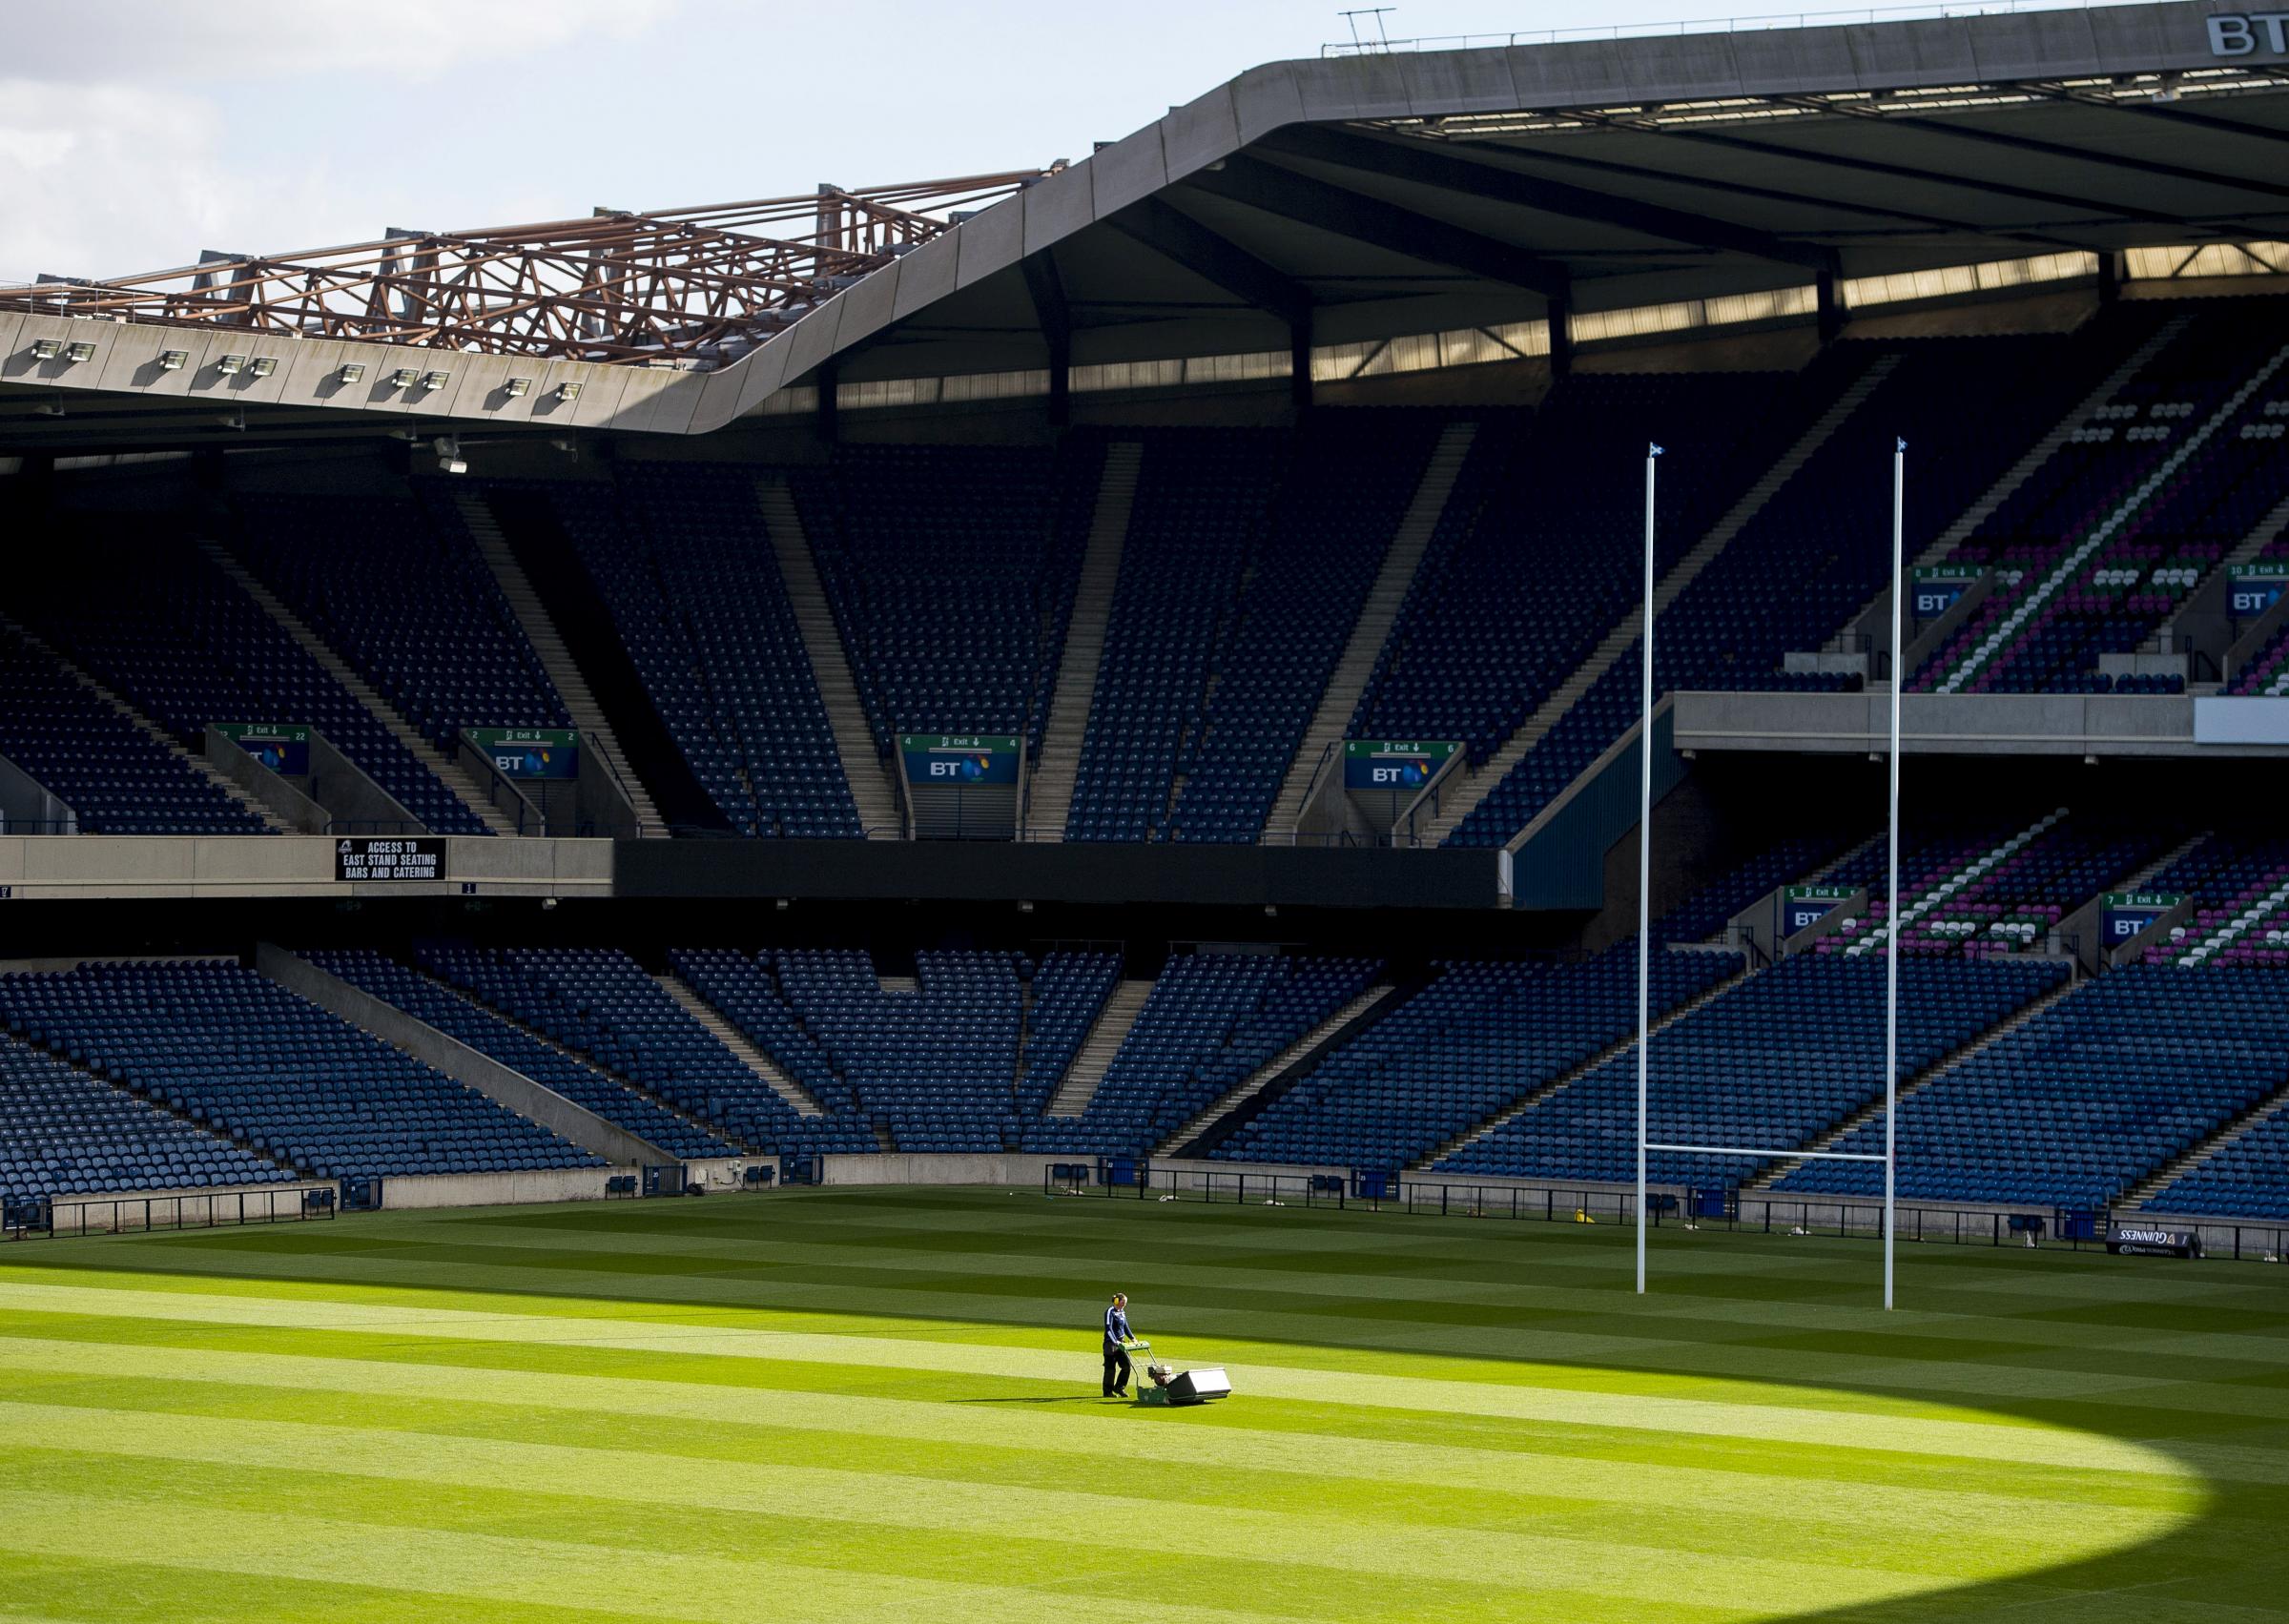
left=1638, top=442, right=1661, bottom=1296
left=1886, top=438, right=1905, bottom=1311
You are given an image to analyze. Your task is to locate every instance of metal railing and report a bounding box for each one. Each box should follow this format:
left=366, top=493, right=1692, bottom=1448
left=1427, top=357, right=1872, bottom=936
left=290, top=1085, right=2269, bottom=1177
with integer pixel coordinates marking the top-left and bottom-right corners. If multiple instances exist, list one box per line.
left=9, top=1183, right=335, bottom=1240
left=1323, top=0, right=2134, bottom=54
left=1048, top=1164, right=2289, bottom=1265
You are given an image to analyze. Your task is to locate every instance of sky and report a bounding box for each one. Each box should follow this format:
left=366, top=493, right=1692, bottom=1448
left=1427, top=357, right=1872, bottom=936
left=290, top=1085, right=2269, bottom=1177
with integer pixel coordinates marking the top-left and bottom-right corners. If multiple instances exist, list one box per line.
left=0, top=0, right=2115, bottom=281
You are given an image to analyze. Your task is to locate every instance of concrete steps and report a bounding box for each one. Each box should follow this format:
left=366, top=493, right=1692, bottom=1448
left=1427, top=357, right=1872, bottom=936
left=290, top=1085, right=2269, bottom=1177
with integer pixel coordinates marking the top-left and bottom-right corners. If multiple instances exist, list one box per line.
left=1936, top=333, right=2289, bottom=692
left=1750, top=976, right=2083, bottom=1191
left=199, top=541, right=515, bottom=835
left=754, top=479, right=902, bottom=837
left=457, top=492, right=663, bottom=831
left=1919, top=317, right=2187, bottom=574
left=2154, top=485, right=2289, bottom=654
left=403, top=960, right=748, bottom=1151
left=0, top=613, right=290, bottom=833
left=1268, top=422, right=1476, bottom=841
left=1156, top=983, right=1392, bottom=1155
left=37, top=1041, right=301, bottom=1181
left=655, top=972, right=825, bottom=1117
left=2127, top=1078, right=2289, bottom=1209
left=1843, top=807, right=2068, bottom=958
left=1418, top=356, right=1898, bottom=846
left=1045, top=977, right=1153, bottom=1118
left=1027, top=442, right=1141, bottom=840
left=1412, top=954, right=1757, bottom=1171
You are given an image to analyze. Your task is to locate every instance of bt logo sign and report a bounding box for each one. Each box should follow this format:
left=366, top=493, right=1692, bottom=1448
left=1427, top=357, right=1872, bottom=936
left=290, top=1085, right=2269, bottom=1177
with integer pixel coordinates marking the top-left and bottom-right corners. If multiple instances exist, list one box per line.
left=1370, top=760, right=1433, bottom=787
left=2209, top=12, right=2289, bottom=53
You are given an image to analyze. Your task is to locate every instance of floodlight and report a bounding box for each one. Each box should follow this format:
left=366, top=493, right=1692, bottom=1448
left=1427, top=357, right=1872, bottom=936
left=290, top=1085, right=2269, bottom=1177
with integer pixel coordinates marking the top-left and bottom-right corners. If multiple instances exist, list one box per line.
left=390, top=367, right=421, bottom=389
left=555, top=380, right=582, bottom=402
left=64, top=341, right=95, bottom=363
left=247, top=357, right=278, bottom=379
left=30, top=339, right=61, bottom=360
left=157, top=350, right=189, bottom=371
left=338, top=362, right=366, bottom=384
left=419, top=370, right=450, bottom=392
left=216, top=354, right=248, bottom=376
left=504, top=377, right=532, bottom=398
left=435, top=434, right=466, bottom=475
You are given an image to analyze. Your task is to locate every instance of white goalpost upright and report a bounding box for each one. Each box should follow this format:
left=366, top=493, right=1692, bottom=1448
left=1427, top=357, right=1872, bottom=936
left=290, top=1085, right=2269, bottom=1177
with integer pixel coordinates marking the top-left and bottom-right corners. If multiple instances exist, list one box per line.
left=1634, top=440, right=1905, bottom=1309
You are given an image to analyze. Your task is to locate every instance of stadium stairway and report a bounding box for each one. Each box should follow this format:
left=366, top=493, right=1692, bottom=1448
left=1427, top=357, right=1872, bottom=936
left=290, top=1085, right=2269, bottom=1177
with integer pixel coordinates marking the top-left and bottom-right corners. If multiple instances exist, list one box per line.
left=1042, top=978, right=1152, bottom=1117
left=755, top=478, right=901, bottom=837
left=2175, top=872, right=2289, bottom=965
left=1416, top=357, right=1897, bottom=847
left=1160, top=979, right=1398, bottom=1156
left=1026, top=442, right=1141, bottom=841
left=1918, top=317, right=2184, bottom=577
left=417, top=953, right=791, bottom=1157
left=1931, top=335, right=2289, bottom=693
left=2125, top=1071, right=2289, bottom=1211
left=1840, top=808, right=2069, bottom=958
left=2154, top=483, right=2289, bottom=659
left=0, top=1027, right=300, bottom=1209
left=1823, top=314, right=2187, bottom=658
left=0, top=613, right=289, bottom=834
left=453, top=491, right=664, bottom=832
left=1747, top=972, right=2083, bottom=1192
left=654, top=971, right=825, bottom=1117
left=1410, top=949, right=1756, bottom=1171
left=1268, top=422, right=1477, bottom=841
left=0, top=1005, right=302, bottom=1192
left=197, top=542, right=512, bottom=835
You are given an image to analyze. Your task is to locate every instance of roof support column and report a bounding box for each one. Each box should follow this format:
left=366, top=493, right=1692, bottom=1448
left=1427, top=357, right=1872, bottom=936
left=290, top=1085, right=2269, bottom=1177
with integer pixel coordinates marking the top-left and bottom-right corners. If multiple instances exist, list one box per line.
left=1816, top=268, right=1845, bottom=345
left=1548, top=296, right=1574, bottom=380
left=1021, top=251, right=1073, bottom=430
left=1046, top=331, right=1071, bottom=427
left=815, top=361, right=838, bottom=444
left=2097, top=248, right=2127, bottom=306
left=1290, top=311, right=1313, bottom=415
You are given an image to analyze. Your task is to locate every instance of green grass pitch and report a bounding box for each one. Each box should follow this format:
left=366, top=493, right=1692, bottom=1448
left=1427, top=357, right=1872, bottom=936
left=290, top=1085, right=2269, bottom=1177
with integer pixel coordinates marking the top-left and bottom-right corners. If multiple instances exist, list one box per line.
left=0, top=1187, right=2282, bottom=1623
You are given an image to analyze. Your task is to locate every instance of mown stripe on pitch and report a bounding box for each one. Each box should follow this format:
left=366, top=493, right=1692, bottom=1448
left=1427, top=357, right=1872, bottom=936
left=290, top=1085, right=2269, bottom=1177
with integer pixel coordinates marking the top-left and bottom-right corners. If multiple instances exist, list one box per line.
left=0, top=1489, right=1788, bottom=1624
left=0, top=1341, right=2212, bottom=1528
left=13, top=1226, right=2281, bottom=1403
left=0, top=1462, right=2072, bottom=1620
left=0, top=1284, right=2210, bottom=1477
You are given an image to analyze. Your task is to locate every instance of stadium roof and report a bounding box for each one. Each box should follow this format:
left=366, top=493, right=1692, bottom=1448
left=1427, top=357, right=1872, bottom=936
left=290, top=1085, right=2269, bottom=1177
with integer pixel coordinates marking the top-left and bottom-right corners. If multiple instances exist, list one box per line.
left=4, top=0, right=2287, bottom=456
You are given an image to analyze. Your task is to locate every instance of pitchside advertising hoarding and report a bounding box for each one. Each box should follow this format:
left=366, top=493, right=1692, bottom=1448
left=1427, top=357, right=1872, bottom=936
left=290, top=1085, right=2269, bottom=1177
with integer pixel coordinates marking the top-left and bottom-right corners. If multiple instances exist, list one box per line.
left=2101, top=892, right=2183, bottom=946
left=1908, top=566, right=1981, bottom=619
left=1782, top=884, right=1855, bottom=935
left=1343, top=741, right=1458, bottom=791
left=2228, top=565, right=2289, bottom=617
left=898, top=734, right=1021, bottom=785
left=464, top=727, right=580, bottom=780
left=216, top=723, right=310, bottom=776
left=2108, top=1223, right=2202, bottom=1259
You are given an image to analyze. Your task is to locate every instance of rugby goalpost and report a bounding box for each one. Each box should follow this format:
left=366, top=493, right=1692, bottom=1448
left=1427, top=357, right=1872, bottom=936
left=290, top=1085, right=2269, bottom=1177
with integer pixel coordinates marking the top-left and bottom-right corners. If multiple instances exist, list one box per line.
left=1635, top=440, right=1906, bottom=1309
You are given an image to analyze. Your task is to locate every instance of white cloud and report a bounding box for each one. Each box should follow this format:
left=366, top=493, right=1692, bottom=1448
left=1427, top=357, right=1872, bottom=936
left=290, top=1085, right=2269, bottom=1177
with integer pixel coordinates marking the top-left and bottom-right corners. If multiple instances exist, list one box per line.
left=8, top=0, right=681, bottom=82
left=0, top=81, right=405, bottom=281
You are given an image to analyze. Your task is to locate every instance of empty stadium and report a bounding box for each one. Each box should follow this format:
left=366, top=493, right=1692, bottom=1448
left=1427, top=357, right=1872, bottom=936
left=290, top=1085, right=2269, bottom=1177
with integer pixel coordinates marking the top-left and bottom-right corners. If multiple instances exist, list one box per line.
left=4, top=4, right=2289, bottom=1619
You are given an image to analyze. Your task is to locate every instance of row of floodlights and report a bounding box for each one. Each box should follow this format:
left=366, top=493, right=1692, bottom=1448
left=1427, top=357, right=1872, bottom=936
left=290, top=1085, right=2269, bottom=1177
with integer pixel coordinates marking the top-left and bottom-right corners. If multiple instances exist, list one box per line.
left=29, top=338, right=582, bottom=401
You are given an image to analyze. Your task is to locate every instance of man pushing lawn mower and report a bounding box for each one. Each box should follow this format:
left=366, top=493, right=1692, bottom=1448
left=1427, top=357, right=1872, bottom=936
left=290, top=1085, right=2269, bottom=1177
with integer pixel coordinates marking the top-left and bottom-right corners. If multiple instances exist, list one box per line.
left=1099, top=1292, right=1229, bottom=1406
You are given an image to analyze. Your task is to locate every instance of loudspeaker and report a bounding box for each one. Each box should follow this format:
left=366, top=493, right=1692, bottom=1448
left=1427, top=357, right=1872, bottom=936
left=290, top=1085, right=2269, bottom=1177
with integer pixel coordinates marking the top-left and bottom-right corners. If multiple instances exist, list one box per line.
left=1166, top=1367, right=1232, bottom=1405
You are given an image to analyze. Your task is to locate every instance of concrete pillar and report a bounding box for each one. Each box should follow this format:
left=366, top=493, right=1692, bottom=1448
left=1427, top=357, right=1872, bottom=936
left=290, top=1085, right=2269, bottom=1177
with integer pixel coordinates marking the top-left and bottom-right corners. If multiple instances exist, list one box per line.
left=815, top=360, right=838, bottom=444
left=1289, top=314, right=1313, bottom=415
